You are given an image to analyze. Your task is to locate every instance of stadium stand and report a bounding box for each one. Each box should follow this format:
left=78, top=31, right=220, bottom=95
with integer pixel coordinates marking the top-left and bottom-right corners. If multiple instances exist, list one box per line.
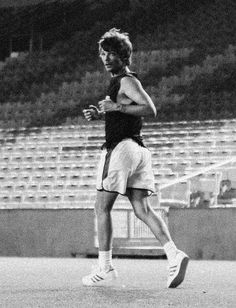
left=0, top=119, right=235, bottom=211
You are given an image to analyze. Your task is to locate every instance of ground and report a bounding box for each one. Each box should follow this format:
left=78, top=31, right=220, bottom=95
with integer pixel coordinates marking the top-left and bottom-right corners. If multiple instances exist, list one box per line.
left=0, top=257, right=235, bottom=307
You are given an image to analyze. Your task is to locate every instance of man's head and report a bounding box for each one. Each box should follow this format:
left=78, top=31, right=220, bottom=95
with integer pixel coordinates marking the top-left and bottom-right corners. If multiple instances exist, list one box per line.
left=98, top=28, right=133, bottom=71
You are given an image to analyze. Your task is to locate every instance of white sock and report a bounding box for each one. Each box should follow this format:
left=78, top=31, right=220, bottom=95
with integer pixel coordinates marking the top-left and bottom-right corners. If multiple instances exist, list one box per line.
left=98, top=250, right=112, bottom=270
left=163, top=241, right=178, bottom=263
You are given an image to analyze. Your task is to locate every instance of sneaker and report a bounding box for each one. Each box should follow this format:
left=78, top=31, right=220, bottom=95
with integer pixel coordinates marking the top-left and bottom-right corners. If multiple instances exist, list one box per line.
left=82, top=266, right=118, bottom=286
left=167, top=250, right=189, bottom=288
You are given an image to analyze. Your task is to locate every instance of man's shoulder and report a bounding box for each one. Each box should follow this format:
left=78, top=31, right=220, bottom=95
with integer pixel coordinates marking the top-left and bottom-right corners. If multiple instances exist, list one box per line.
left=120, top=73, right=141, bottom=89
left=122, top=71, right=138, bottom=79
left=121, top=72, right=139, bottom=82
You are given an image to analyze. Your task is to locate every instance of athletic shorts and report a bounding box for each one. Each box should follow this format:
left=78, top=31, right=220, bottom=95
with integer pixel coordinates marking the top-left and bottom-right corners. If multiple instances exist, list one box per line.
left=96, top=138, right=155, bottom=195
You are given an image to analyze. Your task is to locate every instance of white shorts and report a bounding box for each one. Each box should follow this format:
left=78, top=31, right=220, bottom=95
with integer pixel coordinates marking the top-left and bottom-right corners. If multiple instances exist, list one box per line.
left=96, top=139, right=155, bottom=195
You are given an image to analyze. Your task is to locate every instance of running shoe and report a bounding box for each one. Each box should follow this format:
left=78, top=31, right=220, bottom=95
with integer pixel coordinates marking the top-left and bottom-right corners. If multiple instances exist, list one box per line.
left=82, top=266, right=118, bottom=286
left=167, top=250, right=189, bottom=288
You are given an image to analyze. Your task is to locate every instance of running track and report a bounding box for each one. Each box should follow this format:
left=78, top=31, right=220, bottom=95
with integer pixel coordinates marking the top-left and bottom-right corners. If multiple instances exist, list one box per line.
left=0, top=257, right=235, bottom=307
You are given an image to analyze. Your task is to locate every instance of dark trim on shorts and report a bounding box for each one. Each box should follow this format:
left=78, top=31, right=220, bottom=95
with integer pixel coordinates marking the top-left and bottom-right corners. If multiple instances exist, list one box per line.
left=97, top=187, right=155, bottom=197
left=97, top=188, right=126, bottom=196
left=102, top=148, right=113, bottom=181
left=127, top=187, right=155, bottom=196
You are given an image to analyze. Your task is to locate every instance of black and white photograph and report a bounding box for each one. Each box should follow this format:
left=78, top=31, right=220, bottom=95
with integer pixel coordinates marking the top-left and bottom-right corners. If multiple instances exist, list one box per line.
left=0, top=0, right=235, bottom=307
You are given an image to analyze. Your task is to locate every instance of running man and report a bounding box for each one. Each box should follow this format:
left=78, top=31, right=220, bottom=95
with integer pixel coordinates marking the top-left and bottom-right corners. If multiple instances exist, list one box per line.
left=82, top=28, right=189, bottom=288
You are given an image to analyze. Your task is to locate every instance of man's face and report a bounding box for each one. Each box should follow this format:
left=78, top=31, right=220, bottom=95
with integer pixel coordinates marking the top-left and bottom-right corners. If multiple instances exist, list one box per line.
left=99, top=48, right=125, bottom=74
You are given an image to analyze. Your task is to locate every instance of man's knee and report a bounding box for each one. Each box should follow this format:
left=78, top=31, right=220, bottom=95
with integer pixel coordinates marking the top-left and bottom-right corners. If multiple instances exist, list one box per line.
left=95, top=201, right=112, bottom=216
left=95, top=196, right=115, bottom=216
left=95, top=191, right=117, bottom=216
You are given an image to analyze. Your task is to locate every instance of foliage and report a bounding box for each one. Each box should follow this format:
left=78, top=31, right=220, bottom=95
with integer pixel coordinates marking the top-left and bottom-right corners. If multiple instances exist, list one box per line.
left=0, top=0, right=236, bottom=125
left=167, top=62, right=236, bottom=121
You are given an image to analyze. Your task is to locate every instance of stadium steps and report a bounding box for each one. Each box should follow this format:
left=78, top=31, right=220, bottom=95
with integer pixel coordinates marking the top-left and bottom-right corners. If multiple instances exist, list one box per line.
left=0, top=119, right=235, bottom=209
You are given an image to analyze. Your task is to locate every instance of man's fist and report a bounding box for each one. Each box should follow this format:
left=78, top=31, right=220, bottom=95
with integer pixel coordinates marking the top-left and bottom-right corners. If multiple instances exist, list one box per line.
left=83, top=105, right=100, bottom=121
left=98, top=96, right=118, bottom=113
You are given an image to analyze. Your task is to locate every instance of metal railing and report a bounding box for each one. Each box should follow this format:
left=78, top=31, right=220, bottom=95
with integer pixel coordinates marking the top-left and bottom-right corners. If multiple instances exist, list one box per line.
left=157, top=156, right=236, bottom=191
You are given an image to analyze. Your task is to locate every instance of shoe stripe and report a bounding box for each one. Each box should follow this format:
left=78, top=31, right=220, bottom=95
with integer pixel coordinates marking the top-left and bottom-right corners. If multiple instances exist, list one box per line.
left=83, top=267, right=116, bottom=286
left=93, top=276, right=102, bottom=282
left=169, top=269, right=177, bottom=276
left=90, top=275, right=103, bottom=283
left=93, top=276, right=100, bottom=282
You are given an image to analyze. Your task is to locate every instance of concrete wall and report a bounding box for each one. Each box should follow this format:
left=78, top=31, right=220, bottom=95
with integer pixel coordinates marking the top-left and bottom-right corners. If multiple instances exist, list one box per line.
left=168, top=208, right=236, bottom=260
left=0, top=208, right=235, bottom=259
left=0, top=209, right=96, bottom=257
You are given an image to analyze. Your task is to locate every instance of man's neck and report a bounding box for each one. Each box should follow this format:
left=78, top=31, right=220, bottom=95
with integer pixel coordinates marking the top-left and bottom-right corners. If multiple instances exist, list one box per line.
left=111, top=67, right=130, bottom=77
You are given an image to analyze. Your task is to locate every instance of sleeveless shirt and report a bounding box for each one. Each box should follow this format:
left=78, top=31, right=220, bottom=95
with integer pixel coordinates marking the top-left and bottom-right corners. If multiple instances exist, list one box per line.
left=102, top=72, right=145, bottom=150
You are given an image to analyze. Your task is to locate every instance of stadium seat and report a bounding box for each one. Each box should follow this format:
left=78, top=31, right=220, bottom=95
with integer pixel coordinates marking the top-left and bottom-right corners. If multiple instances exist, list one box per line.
left=0, top=119, right=235, bottom=209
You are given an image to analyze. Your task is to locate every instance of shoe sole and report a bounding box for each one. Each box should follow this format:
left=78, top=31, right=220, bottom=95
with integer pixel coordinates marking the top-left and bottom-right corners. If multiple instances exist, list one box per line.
left=168, top=256, right=189, bottom=288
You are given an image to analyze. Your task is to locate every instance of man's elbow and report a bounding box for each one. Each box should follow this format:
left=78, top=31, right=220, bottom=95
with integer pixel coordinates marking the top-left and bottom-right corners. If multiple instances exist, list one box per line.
left=145, top=99, right=157, bottom=117
left=153, top=106, right=157, bottom=117
left=141, top=104, right=157, bottom=117
left=148, top=105, right=157, bottom=117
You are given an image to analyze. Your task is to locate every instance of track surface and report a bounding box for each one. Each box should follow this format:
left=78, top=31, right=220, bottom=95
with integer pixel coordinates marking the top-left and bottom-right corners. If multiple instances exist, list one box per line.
left=0, top=257, right=235, bottom=307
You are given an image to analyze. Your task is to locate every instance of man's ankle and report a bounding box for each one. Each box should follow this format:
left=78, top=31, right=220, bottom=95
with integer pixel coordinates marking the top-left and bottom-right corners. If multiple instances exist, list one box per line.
left=98, top=250, right=113, bottom=270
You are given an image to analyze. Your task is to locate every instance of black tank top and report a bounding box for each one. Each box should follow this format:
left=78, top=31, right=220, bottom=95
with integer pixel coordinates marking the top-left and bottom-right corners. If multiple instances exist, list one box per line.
left=102, top=72, right=144, bottom=150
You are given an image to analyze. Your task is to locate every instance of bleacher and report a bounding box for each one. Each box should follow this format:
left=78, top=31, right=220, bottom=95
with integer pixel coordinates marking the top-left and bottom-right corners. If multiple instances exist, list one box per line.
left=0, top=119, right=235, bottom=210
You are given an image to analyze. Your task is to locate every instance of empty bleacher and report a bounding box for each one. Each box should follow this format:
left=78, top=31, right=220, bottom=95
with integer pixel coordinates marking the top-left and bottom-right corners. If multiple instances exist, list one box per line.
left=0, top=119, right=235, bottom=210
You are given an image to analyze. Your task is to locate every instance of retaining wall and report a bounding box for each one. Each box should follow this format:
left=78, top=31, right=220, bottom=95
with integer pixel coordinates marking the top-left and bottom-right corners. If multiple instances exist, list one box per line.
left=0, top=208, right=235, bottom=260
left=169, top=208, right=236, bottom=260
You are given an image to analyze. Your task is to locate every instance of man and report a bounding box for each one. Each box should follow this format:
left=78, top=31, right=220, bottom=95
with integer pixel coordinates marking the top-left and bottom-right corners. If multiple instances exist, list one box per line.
left=82, top=28, right=189, bottom=288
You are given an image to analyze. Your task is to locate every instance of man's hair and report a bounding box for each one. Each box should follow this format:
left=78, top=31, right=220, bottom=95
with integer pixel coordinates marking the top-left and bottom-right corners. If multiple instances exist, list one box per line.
left=98, top=28, right=133, bottom=66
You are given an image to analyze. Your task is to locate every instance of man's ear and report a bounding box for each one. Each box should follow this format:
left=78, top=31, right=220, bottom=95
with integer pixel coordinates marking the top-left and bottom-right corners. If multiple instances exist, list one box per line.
left=123, top=58, right=128, bottom=64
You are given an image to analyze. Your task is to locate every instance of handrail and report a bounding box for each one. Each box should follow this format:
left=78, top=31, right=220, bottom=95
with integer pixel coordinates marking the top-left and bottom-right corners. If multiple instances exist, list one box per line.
left=157, top=156, right=236, bottom=191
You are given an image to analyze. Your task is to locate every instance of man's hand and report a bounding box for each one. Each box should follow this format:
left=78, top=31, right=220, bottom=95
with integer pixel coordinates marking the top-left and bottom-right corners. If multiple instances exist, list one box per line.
left=98, top=96, right=118, bottom=113
left=83, top=105, right=101, bottom=121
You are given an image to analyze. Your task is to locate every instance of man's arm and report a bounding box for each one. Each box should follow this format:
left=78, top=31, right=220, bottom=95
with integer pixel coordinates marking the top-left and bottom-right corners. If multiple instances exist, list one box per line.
left=119, top=76, right=157, bottom=117
left=98, top=77, right=157, bottom=117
